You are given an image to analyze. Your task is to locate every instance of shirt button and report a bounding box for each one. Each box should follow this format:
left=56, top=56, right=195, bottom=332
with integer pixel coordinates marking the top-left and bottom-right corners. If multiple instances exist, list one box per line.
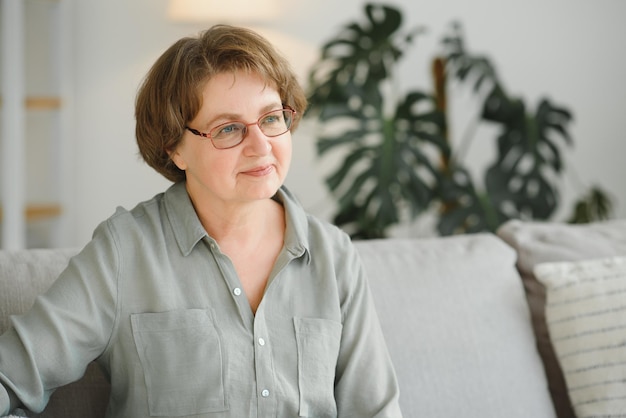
left=261, top=389, right=270, bottom=397
left=258, top=338, right=266, bottom=346
left=233, top=287, right=242, bottom=296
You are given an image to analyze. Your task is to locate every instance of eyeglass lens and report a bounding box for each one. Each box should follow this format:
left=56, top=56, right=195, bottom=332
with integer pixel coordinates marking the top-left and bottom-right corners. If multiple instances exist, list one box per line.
left=211, top=109, right=293, bottom=149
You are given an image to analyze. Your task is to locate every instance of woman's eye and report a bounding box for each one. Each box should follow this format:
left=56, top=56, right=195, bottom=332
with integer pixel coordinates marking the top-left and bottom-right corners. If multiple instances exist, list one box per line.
left=215, top=123, right=242, bottom=137
left=261, top=115, right=280, bottom=125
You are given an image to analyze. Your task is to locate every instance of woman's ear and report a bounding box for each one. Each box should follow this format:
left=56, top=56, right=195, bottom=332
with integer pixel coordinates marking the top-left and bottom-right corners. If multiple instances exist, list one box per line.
left=168, top=147, right=187, bottom=171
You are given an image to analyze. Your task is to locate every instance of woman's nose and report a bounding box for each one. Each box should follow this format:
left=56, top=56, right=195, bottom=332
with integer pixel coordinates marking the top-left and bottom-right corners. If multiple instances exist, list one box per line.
left=243, top=124, right=272, bottom=155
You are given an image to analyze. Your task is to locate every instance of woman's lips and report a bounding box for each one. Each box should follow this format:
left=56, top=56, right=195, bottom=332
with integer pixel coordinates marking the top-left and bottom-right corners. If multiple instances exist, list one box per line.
left=242, top=164, right=274, bottom=177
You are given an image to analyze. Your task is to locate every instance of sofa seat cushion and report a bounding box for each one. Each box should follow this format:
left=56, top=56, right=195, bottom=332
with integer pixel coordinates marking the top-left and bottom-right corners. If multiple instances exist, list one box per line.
left=355, top=233, right=556, bottom=417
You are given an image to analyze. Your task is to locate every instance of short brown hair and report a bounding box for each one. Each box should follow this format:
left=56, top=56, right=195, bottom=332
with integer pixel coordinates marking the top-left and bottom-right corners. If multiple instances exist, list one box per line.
left=135, top=25, right=308, bottom=183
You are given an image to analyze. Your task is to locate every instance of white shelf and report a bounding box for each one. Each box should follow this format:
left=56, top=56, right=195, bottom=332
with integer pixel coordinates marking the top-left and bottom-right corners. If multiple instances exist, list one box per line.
left=1, top=0, right=72, bottom=249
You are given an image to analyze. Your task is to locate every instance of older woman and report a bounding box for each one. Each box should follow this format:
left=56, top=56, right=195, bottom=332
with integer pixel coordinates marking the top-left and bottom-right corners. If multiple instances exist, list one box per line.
left=0, top=25, right=402, bottom=417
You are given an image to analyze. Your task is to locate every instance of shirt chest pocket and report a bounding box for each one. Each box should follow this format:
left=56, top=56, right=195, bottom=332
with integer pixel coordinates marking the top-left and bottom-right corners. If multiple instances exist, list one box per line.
left=131, top=309, right=227, bottom=416
left=294, top=317, right=343, bottom=418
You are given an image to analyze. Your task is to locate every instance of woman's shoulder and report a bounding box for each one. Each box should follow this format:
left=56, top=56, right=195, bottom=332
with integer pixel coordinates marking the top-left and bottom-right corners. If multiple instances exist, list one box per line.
left=107, top=192, right=165, bottom=229
left=88, top=190, right=172, bottom=251
left=105, top=182, right=187, bottom=227
left=279, top=186, right=352, bottom=249
left=305, top=213, right=351, bottom=244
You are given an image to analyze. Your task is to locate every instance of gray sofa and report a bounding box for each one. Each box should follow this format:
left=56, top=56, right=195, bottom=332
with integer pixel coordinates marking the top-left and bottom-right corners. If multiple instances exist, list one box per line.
left=1, top=219, right=625, bottom=417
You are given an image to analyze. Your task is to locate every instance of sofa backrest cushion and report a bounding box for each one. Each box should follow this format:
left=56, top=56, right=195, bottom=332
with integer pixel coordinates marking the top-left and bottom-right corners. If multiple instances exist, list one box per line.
left=355, top=233, right=556, bottom=417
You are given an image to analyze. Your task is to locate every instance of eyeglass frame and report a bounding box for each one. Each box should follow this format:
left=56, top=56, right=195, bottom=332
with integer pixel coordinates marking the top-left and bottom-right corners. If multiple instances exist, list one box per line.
left=185, top=106, right=296, bottom=150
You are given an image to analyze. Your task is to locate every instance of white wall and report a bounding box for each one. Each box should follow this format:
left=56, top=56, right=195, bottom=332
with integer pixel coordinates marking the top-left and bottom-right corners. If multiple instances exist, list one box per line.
left=66, top=0, right=626, bottom=246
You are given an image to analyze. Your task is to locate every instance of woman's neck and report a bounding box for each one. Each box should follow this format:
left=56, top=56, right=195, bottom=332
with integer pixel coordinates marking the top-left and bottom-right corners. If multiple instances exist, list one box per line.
left=199, top=198, right=283, bottom=247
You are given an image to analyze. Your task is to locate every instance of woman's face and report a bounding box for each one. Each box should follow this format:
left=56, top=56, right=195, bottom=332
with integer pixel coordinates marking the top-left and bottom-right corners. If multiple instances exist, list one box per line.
left=170, top=71, right=292, bottom=209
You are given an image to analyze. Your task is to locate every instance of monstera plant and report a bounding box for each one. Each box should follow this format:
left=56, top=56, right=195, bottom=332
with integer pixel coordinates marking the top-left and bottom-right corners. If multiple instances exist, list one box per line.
left=306, top=3, right=612, bottom=238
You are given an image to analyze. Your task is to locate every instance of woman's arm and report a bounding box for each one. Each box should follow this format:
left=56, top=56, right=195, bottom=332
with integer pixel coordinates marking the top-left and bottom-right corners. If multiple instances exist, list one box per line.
left=0, top=221, right=119, bottom=414
left=334, top=240, right=403, bottom=417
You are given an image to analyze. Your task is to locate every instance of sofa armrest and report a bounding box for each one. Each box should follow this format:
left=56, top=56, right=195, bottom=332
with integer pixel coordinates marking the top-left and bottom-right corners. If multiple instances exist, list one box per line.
left=0, top=249, right=110, bottom=417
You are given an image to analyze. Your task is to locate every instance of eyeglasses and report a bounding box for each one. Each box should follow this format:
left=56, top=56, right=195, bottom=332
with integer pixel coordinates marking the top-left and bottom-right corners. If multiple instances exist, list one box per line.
left=185, top=107, right=296, bottom=149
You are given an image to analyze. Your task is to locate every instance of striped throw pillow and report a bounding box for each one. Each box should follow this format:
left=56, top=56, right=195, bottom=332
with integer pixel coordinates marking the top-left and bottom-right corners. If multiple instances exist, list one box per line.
left=534, top=256, right=626, bottom=418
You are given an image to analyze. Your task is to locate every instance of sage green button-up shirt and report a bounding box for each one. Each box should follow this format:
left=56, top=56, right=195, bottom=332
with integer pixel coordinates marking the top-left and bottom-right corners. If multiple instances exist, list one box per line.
left=0, top=182, right=402, bottom=417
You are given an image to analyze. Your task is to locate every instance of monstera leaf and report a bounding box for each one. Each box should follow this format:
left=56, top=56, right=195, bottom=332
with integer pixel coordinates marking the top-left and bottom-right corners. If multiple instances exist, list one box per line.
left=485, top=97, right=572, bottom=218
left=307, top=4, right=447, bottom=238
left=323, top=93, right=447, bottom=238
left=308, top=4, right=418, bottom=111
left=436, top=23, right=575, bottom=234
left=437, top=93, right=574, bottom=234
left=441, top=23, right=498, bottom=92
left=436, top=164, right=495, bottom=235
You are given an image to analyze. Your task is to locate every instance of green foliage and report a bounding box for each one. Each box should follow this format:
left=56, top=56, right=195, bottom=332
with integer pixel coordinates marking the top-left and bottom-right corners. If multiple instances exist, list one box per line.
left=567, top=186, right=614, bottom=224
left=438, top=23, right=576, bottom=234
left=306, top=3, right=613, bottom=238
left=307, top=4, right=447, bottom=239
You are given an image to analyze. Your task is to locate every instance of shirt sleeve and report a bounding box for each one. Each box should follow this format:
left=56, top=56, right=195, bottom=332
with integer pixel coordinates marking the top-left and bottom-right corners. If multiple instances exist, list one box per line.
left=0, top=384, right=20, bottom=416
left=333, top=238, right=403, bottom=417
left=0, top=220, right=119, bottom=413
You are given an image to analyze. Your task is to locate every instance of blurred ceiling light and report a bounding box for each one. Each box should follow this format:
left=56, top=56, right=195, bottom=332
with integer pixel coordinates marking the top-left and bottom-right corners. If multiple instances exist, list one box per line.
left=167, top=0, right=281, bottom=23
left=165, top=0, right=315, bottom=84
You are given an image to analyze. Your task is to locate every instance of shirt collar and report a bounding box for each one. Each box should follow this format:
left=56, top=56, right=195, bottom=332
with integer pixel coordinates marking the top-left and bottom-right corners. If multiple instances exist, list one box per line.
left=164, top=182, right=311, bottom=262
left=274, top=186, right=311, bottom=264
left=164, top=182, right=208, bottom=256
